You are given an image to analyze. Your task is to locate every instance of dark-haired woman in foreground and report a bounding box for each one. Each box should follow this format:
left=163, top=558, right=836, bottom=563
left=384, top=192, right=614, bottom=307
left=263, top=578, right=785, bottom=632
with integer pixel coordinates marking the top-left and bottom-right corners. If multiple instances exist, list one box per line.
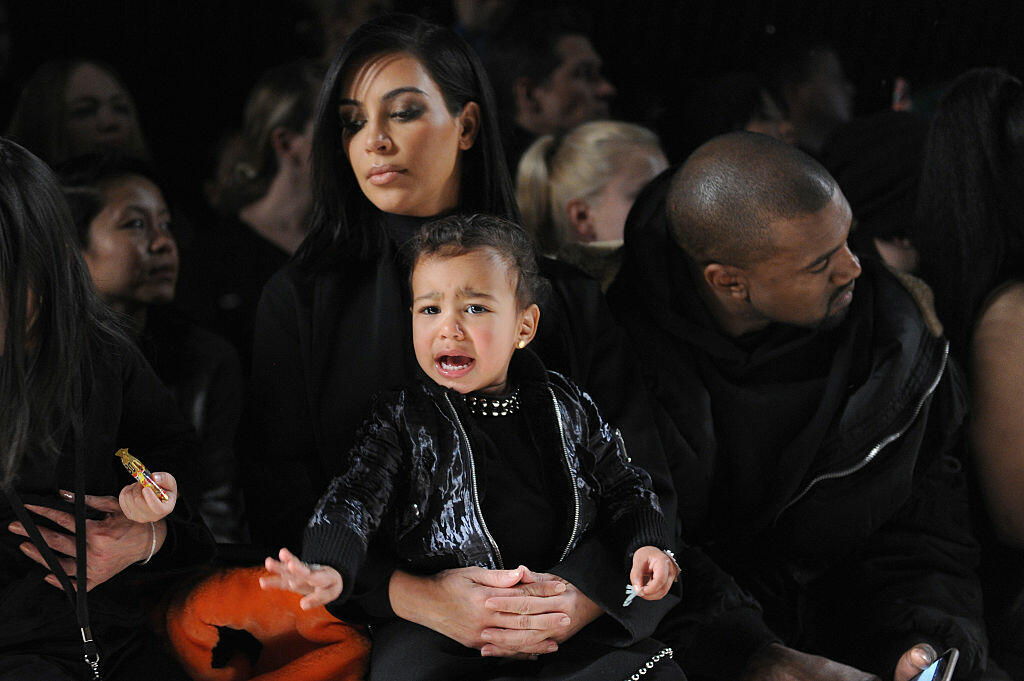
left=915, top=67, right=1024, bottom=677
left=246, top=12, right=680, bottom=677
left=0, top=139, right=212, bottom=679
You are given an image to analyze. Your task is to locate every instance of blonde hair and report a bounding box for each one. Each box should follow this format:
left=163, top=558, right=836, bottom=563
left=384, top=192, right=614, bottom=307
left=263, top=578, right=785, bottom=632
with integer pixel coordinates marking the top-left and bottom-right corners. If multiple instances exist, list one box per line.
left=516, top=120, right=663, bottom=253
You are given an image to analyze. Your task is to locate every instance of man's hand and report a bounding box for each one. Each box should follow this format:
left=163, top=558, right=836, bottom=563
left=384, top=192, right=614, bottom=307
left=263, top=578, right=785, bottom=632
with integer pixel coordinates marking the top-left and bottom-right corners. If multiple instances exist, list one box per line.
left=8, top=493, right=167, bottom=591
left=744, top=644, right=879, bottom=681
left=389, top=565, right=579, bottom=658
left=479, top=568, right=603, bottom=657
left=893, top=644, right=937, bottom=681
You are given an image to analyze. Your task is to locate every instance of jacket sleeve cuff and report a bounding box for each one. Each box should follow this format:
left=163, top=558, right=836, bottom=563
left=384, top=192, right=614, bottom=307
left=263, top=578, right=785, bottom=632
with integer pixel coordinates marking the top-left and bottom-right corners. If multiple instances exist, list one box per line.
left=615, top=508, right=672, bottom=569
left=302, top=521, right=366, bottom=603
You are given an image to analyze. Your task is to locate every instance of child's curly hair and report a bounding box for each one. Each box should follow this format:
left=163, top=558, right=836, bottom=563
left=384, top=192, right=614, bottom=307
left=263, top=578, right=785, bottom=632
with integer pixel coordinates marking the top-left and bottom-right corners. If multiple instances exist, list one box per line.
left=405, top=213, right=548, bottom=309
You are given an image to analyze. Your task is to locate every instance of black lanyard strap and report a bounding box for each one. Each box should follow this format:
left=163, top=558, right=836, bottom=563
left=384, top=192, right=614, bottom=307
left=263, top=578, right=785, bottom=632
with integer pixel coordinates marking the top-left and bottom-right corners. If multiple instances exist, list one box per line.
left=2, top=413, right=101, bottom=679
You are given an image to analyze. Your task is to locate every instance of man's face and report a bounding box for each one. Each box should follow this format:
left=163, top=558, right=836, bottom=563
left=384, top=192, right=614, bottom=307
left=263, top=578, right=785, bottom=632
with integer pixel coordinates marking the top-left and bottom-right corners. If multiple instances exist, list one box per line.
left=532, top=34, right=616, bottom=134
left=740, top=190, right=861, bottom=330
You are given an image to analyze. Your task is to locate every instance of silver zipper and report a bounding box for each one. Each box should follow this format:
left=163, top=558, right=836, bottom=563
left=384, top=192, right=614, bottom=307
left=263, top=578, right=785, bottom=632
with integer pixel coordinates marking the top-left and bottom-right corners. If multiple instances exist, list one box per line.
left=444, top=393, right=503, bottom=570
left=614, top=428, right=631, bottom=462
left=550, top=387, right=582, bottom=562
left=776, top=340, right=949, bottom=522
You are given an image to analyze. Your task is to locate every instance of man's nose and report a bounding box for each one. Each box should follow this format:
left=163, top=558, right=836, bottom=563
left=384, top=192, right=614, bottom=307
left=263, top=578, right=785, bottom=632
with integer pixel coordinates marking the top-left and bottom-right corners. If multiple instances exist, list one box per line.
left=832, top=244, right=862, bottom=285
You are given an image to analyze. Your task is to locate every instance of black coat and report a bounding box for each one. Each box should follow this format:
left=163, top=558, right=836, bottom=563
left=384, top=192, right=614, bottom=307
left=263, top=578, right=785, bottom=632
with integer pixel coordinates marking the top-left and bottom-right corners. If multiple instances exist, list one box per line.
left=0, top=338, right=214, bottom=670
left=607, top=170, right=988, bottom=680
left=246, top=214, right=679, bottom=645
left=302, top=350, right=669, bottom=604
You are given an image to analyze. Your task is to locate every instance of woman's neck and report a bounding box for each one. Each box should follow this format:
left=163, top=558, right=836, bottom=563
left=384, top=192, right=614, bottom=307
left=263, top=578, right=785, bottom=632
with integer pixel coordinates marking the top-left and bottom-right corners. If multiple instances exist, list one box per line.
left=239, top=172, right=312, bottom=255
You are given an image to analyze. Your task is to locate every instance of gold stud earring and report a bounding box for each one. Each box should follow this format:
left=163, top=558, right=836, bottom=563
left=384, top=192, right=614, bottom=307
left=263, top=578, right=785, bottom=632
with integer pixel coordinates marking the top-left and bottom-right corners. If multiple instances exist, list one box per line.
left=517, top=340, right=526, bottom=349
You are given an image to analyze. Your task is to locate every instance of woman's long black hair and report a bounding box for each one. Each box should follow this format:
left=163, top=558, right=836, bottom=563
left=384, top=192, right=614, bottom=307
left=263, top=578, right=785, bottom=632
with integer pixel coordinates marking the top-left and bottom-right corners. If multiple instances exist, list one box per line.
left=0, top=138, right=127, bottom=484
left=295, top=13, right=517, bottom=274
left=914, top=68, right=1024, bottom=352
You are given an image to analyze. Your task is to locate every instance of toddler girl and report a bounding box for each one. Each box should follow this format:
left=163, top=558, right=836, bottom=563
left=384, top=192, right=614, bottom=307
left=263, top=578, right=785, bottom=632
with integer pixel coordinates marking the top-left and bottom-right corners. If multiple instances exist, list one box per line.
left=261, top=213, right=681, bottom=680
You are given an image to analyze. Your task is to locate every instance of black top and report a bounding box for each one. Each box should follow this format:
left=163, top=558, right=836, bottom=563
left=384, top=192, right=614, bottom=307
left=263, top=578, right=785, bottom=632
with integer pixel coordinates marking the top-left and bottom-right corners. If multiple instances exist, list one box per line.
left=469, top=401, right=564, bottom=570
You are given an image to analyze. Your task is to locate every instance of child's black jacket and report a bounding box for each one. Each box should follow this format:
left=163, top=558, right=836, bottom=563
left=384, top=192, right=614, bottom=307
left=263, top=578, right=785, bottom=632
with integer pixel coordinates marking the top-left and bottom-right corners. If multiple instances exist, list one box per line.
left=303, top=348, right=670, bottom=609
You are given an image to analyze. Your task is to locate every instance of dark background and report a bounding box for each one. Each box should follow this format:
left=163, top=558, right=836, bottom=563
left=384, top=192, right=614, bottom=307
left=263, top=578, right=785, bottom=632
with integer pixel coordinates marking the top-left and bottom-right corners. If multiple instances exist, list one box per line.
left=3, top=0, right=1021, bottom=207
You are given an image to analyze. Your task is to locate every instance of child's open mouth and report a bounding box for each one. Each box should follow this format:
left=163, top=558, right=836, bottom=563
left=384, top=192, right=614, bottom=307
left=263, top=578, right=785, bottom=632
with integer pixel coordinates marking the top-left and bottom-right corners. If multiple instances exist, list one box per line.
left=436, top=355, right=474, bottom=378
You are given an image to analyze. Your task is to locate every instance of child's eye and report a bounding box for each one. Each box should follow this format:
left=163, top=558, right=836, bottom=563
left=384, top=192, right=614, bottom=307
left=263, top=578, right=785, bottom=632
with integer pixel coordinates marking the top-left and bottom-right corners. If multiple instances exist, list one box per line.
left=466, top=304, right=489, bottom=314
left=121, top=218, right=146, bottom=231
left=418, top=305, right=440, bottom=315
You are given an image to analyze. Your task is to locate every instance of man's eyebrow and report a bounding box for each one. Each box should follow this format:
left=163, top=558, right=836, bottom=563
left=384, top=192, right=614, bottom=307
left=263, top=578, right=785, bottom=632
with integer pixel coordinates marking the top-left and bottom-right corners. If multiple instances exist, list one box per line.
left=338, top=87, right=427, bottom=108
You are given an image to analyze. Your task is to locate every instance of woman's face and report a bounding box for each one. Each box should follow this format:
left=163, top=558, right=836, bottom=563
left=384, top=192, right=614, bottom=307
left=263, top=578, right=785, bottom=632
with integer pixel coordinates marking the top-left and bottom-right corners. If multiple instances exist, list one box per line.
left=338, top=52, right=479, bottom=217
left=63, top=62, right=138, bottom=158
left=82, top=175, right=177, bottom=312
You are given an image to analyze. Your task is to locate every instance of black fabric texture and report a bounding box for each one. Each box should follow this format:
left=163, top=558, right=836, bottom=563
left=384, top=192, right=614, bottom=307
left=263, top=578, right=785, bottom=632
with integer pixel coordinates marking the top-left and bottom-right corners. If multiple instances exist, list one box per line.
left=607, top=168, right=989, bottom=679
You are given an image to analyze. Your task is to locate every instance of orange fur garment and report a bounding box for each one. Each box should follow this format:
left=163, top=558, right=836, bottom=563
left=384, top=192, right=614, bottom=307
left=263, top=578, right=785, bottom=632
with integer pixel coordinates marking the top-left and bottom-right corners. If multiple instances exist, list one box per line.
left=166, top=567, right=370, bottom=681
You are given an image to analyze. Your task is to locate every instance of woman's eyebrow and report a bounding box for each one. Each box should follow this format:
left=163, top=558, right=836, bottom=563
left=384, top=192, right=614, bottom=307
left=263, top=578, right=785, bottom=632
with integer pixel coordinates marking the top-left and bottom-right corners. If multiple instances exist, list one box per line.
left=339, top=87, right=427, bottom=108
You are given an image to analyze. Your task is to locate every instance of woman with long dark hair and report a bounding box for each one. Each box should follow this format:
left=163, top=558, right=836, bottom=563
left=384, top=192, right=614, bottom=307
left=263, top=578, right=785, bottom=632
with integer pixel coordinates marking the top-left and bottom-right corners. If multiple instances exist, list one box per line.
left=247, top=13, right=679, bottom=678
left=914, top=67, right=1024, bottom=676
left=0, top=139, right=212, bottom=679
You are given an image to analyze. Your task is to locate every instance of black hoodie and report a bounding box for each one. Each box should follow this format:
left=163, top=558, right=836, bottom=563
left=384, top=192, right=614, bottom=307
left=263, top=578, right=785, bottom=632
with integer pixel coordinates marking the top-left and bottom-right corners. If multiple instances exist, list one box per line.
left=607, top=170, right=989, bottom=680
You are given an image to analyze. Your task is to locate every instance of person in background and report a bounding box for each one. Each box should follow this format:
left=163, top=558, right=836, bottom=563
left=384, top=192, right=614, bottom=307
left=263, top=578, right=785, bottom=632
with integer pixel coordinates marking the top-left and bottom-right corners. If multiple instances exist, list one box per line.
left=822, top=110, right=930, bottom=273
left=60, top=154, right=245, bottom=545
left=914, top=67, right=1024, bottom=678
left=0, top=137, right=212, bottom=680
left=516, top=120, right=668, bottom=289
left=6, top=59, right=149, bottom=167
left=180, top=60, right=324, bottom=371
left=766, top=43, right=855, bottom=157
left=485, top=8, right=616, bottom=171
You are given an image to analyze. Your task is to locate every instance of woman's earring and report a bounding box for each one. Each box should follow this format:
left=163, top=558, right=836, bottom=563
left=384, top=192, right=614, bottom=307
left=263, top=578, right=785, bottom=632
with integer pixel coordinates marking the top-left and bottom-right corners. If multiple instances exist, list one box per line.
left=517, top=340, right=526, bottom=349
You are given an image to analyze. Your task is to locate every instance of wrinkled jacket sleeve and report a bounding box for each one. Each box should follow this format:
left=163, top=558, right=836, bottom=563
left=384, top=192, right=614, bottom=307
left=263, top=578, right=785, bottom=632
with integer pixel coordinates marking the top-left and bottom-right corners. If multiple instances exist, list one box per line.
left=301, top=394, right=405, bottom=611
left=837, top=370, right=987, bottom=679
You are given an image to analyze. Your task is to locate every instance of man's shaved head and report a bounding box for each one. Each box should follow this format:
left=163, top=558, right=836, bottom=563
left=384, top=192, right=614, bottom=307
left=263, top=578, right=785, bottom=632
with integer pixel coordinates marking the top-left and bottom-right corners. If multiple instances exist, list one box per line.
left=667, top=131, right=836, bottom=266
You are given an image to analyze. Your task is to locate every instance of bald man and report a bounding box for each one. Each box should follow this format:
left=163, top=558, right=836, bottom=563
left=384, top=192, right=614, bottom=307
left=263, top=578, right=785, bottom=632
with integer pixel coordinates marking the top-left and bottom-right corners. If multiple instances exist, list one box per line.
left=608, top=132, right=995, bottom=681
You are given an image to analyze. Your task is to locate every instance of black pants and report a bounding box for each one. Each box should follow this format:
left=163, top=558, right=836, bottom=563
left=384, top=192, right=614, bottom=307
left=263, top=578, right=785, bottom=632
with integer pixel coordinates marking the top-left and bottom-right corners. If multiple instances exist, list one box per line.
left=0, top=631, right=192, bottom=681
left=368, top=619, right=685, bottom=681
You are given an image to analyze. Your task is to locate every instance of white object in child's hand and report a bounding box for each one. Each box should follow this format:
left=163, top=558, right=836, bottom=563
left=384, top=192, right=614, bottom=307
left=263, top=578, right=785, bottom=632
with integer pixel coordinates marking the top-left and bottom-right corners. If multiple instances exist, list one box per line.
left=623, top=584, right=641, bottom=607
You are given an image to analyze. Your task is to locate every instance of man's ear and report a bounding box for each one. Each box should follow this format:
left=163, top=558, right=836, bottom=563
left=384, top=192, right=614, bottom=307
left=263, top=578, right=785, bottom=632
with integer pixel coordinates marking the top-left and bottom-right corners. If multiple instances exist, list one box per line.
left=270, top=126, right=300, bottom=165
left=513, top=76, right=539, bottom=114
left=457, top=101, right=481, bottom=150
left=703, top=263, right=749, bottom=300
left=566, top=198, right=596, bottom=242
left=517, top=304, right=540, bottom=346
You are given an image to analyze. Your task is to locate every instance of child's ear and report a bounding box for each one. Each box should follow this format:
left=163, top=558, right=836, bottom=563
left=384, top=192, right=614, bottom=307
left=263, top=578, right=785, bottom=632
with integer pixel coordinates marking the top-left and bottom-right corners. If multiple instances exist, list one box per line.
left=517, top=304, right=540, bottom=347
left=566, top=198, right=597, bottom=242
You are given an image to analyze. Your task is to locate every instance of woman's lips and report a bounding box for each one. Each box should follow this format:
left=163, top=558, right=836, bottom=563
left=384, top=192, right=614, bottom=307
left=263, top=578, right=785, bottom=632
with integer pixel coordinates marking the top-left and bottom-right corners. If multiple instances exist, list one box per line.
left=436, top=355, right=474, bottom=378
left=367, top=166, right=405, bottom=186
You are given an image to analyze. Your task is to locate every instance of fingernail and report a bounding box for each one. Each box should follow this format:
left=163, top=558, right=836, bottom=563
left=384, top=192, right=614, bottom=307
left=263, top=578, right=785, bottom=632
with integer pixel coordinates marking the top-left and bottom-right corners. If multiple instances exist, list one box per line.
left=553, top=582, right=566, bottom=592
left=480, top=631, right=492, bottom=641
left=913, top=647, right=936, bottom=666
left=480, top=650, right=491, bottom=658
left=559, top=616, right=570, bottom=626
left=547, top=643, right=557, bottom=653
left=59, top=489, right=73, bottom=500
left=8, top=523, right=21, bottom=533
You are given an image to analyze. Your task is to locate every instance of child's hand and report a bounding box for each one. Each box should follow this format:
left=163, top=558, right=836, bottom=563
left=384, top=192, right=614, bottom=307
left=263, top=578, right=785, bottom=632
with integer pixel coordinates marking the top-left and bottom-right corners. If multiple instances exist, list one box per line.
left=118, top=472, right=177, bottom=523
left=260, top=547, right=343, bottom=610
left=629, top=546, right=680, bottom=601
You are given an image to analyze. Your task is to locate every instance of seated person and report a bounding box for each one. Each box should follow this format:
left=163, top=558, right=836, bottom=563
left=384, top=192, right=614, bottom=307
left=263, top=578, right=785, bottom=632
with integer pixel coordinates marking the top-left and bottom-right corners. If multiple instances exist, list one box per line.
left=607, top=132, right=994, bottom=680
left=59, top=155, right=245, bottom=544
left=517, top=120, right=668, bottom=289
left=0, top=138, right=212, bottom=680
left=262, top=214, right=682, bottom=681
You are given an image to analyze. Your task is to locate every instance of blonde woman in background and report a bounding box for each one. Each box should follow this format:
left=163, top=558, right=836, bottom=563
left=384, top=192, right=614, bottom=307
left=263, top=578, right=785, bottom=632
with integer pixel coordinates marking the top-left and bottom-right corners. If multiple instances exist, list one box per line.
left=516, top=120, right=668, bottom=290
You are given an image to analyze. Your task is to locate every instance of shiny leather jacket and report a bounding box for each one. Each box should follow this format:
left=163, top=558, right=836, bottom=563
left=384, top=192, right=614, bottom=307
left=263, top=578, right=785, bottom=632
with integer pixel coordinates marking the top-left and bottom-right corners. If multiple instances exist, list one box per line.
left=303, top=350, right=668, bottom=598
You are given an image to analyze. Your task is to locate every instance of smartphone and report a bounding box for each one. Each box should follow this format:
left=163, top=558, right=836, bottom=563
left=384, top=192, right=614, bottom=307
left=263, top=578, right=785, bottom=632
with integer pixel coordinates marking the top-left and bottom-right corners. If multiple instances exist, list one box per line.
left=910, top=648, right=958, bottom=681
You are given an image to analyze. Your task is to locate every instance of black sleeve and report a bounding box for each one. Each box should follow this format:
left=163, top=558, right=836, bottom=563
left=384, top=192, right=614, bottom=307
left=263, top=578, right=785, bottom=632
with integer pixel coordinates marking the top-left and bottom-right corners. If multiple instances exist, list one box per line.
left=244, top=272, right=320, bottom=554
left=117, top=346, right=214, bottom=574
left=301, top=395, right=405, bottom=606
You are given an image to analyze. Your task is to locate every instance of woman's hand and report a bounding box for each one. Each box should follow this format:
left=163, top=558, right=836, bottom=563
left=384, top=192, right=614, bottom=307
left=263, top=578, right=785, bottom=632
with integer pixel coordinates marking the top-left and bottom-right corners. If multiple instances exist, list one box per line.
left=7, top=492, right=167, bottom=591
left=118, top=471, right=177, bottom=523
left=480, top=568, right=603, bottom=657
left=389, top=565, right=577, bottom=657
left=260, top=547, right=343, bottom=610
